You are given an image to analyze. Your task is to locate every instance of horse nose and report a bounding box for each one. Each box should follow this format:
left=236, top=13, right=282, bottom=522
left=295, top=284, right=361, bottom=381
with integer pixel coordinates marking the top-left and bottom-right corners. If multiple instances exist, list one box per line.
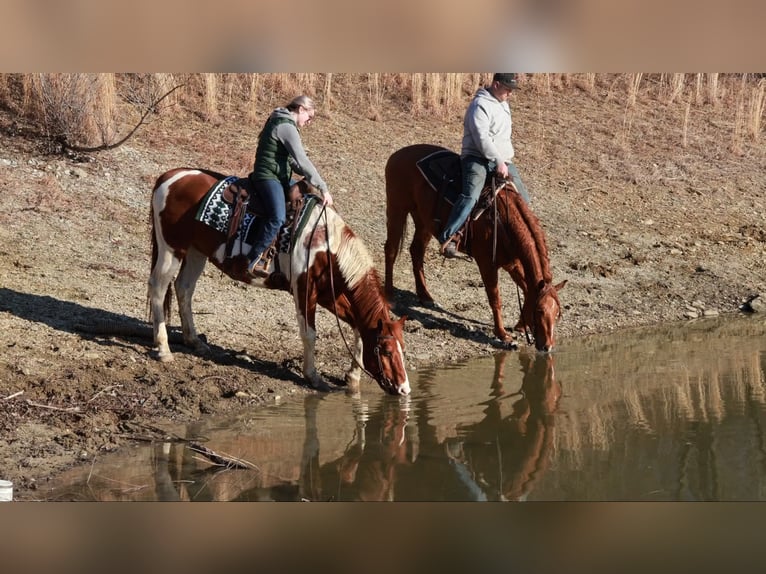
left=398, top=381, right=411, bottom=396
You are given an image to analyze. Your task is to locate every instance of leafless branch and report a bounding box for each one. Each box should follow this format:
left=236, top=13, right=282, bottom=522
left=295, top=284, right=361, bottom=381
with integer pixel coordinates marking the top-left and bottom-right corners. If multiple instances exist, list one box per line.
left=59, top=83, right=185, bottom=153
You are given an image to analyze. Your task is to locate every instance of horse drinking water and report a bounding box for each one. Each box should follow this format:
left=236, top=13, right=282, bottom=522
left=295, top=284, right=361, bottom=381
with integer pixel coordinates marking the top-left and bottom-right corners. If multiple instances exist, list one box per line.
left=384, top=144, right=566, bottom=352
left=148, top=168, right=410, bottom=395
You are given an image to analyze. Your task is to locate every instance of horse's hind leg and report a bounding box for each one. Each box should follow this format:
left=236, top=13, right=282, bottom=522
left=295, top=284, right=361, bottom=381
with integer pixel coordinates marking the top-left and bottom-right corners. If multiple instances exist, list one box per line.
left=148, top=244, right=182, bottom=362
left=384, top=200, right=407, bottom=302
left=174, top=247, right=211, bottom=355
left=410, top=224, right=436, bottom=306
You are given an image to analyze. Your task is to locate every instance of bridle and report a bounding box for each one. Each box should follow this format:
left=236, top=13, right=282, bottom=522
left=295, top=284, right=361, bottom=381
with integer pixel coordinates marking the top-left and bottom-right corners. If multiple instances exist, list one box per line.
left=373, top=334, right=396, bottom=393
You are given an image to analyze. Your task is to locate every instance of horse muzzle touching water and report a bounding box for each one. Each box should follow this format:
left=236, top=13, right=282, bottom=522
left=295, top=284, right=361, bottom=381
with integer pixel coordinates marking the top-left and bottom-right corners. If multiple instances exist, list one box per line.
left=147, top=168, right=410, bottom=396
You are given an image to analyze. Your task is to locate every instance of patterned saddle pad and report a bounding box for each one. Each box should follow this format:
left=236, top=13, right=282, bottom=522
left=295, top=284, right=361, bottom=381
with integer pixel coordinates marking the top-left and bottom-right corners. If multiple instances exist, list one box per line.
left=195, top=176, right=319, bottom=258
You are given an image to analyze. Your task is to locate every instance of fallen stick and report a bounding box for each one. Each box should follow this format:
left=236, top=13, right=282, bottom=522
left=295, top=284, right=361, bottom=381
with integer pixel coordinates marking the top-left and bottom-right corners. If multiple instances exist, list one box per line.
left=187, top=442, right=259, bottom=471
left=25, top=399, right=81, bottom=413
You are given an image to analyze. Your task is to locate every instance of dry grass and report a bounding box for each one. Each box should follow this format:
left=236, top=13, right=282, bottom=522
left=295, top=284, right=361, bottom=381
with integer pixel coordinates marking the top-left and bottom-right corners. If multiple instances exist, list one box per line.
left=1, top=73, right=762, bottom=156
left=747, top=77, right=765, bottom=141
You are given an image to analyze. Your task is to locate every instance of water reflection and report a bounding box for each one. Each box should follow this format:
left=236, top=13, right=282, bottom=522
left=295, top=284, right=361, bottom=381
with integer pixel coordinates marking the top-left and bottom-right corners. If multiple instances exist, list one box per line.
left=39, top=317, right=766, bottom=501
left=441, top=352, right=561, bottom=501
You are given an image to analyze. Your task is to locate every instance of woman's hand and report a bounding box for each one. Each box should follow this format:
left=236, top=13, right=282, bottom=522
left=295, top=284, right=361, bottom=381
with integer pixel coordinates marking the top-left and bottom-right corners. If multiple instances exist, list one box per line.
left=322, top=191, right=334, bottom=206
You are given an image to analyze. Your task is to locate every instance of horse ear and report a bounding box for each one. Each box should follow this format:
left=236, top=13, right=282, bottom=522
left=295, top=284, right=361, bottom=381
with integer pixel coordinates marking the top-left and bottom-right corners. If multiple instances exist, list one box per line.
left=554, top=279, right=568, bottom=292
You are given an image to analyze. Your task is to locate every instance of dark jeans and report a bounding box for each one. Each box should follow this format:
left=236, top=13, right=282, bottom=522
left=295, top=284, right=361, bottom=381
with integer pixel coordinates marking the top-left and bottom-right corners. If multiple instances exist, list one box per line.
left=249, top=178, right=286, bottom=259
left=437, top=156, right=530, bottom=244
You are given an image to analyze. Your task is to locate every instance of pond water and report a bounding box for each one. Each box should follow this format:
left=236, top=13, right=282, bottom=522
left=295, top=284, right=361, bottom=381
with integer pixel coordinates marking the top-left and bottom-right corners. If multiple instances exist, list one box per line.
left=42, top=316, right=766, bottom=501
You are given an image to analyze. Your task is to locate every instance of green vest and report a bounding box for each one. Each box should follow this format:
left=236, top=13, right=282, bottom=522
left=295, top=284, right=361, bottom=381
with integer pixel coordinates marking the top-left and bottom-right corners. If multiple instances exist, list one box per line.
left=252, top=115, right=294, bottom=186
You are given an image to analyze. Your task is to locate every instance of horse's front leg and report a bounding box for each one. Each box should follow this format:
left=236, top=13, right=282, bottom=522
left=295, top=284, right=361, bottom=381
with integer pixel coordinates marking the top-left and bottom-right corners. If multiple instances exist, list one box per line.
left=475, top=258, right=512, bottom=344
left=294, top=287, right=331, bottom=392
left=174, top=249, right=211, bottom=355
left=504, top=262, right=530, bottom=333
left=344, top=329, right=364, bottom=395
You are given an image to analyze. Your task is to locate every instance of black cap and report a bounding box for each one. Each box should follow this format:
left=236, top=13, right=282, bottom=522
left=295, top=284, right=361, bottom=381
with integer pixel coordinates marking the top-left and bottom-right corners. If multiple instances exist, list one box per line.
left=493, top=73, right=519, bottom=89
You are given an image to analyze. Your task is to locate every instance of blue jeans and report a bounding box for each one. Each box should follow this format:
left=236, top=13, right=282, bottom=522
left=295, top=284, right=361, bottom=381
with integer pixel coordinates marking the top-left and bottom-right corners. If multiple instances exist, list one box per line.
left=437, top=157, right=530, bottom=244
left=506, top=162, right=530, bottom=205
left=249, top=178, right=286, bottom=259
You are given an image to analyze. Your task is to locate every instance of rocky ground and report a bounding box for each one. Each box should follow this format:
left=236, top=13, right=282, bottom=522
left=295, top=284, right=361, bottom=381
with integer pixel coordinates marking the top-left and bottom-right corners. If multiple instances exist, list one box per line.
left=1, top=83, right=765, bottom=500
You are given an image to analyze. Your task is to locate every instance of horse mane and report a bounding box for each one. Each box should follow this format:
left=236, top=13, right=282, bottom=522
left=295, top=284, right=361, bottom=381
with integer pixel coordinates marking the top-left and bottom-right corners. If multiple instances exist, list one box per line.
left=328, top=210, right=390, bottom=320
left=497, top=190, right=552, bottom=283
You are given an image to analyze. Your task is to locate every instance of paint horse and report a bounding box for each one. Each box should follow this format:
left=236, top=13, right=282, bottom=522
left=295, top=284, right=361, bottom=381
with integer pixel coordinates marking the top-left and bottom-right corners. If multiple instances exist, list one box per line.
left=384, top=144, right=566, bottom=352
left=148, top=168, right=410, bottom=395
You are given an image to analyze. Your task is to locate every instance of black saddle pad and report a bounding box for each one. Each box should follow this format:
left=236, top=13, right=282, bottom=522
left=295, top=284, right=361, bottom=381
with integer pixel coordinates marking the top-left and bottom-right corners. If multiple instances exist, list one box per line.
left=416, top=149, right=462, bottom=205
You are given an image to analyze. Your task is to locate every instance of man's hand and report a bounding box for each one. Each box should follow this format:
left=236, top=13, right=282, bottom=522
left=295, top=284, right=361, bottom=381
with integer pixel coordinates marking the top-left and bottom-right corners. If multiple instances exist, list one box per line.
left=495, top=162, right=509, bottom=179
left=322, top=191, right=334, bottom=207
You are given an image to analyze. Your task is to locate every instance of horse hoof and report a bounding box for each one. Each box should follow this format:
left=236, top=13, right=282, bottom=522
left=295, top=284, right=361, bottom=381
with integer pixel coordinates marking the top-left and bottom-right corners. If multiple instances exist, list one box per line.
left=157, top=353, right=174, bottom=363
left=187, top=341, right=211, bottom=355
left=308, top=377, right=332, bottom=392
left=344, top=374, right=360, bottom=387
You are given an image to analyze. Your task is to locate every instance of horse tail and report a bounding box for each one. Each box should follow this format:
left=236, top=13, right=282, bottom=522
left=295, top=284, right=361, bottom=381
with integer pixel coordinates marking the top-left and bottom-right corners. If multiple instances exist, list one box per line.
left=146, top=203, right=157, bottom=322
left=397, top=218, right=409, bottom=256
left=384, top=174, right=409, bottom=257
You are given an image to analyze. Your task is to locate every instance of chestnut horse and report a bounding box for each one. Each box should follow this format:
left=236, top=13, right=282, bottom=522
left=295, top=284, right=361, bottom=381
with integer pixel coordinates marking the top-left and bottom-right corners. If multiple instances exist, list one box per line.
left=384, top=144, right=566, bottom=352
left=148, top=168, right=410, bottom=395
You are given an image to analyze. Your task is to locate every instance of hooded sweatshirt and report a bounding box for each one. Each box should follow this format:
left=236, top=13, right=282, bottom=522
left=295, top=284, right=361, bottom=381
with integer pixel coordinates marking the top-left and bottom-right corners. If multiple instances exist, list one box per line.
left=460, top=87, right=514, bottom=165
left=252, top=107, right=328, bottom=194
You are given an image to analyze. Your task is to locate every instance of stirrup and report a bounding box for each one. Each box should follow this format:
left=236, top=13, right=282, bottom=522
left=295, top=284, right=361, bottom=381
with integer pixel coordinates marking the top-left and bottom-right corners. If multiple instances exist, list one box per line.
left=440, top=239, right=459, bottom=259
left=247, top=254, right=271, bottom=278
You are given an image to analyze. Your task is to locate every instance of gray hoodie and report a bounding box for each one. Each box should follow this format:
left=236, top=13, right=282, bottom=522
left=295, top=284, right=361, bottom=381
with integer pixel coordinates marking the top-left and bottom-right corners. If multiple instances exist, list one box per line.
left=460, top=87, right=514, bottom=165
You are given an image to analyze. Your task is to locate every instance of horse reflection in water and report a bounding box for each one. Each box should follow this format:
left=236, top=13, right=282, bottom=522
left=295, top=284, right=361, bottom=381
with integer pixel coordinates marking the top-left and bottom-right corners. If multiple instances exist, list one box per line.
left=444, top=351, right=561, bottom=501
left=301, top=397, right=417, bottom=502
left=301, top=352, right=561, bottom=501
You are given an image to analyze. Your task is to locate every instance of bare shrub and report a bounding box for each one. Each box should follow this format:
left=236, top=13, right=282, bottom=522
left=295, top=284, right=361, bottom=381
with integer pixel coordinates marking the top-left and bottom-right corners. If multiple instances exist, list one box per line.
left=410, top=73, right=424, bottom=115
left=247, top=74, right=263, bottom=124
left=667, top=73, right=686, bottom=104
left=25, top=73, right=117, bottom=147
left=203, top=73, right=219, bottom=121
left=682, top=94, right=692, bottom=148
left=367, top=72, right=384, bottom=120
left=322, top=73, right=333, bottom=113
left=706, top=73, right=719, bottom=106
left=626, top=73, right=643, bottom=107
left=747, top=77, right=765, bottom=141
